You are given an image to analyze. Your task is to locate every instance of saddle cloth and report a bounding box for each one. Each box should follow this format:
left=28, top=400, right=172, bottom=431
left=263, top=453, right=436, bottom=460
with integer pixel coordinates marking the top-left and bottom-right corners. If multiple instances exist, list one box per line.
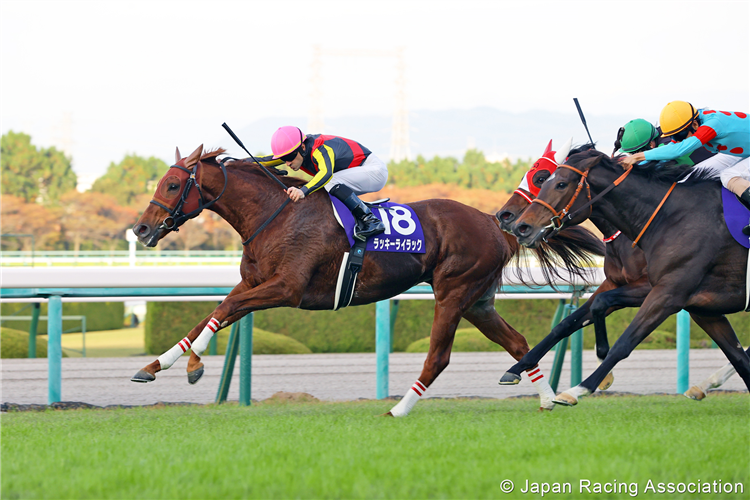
left=721, top=188, right=750, bottom=311
left=721, top=187, right=750, bottom=250
left=330, top=195, right=426, bottom=253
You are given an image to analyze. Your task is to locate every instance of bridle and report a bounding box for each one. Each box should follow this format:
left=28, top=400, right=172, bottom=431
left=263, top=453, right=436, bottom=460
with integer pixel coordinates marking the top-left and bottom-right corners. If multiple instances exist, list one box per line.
left=149, top=158, right=228, bottom=233
left=531, top=163, right=595, bottom=236
left=530, top=160, right=635, bottom=242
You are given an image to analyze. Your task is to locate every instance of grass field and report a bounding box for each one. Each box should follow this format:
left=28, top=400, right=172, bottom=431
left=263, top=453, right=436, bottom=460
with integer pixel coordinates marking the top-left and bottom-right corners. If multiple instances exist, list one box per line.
left=2, top=394, right=748, bottom=499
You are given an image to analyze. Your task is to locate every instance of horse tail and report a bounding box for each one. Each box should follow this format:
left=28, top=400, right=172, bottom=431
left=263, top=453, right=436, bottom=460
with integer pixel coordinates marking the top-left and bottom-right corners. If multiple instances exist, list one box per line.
left=526, top=226, right=605, bottom=288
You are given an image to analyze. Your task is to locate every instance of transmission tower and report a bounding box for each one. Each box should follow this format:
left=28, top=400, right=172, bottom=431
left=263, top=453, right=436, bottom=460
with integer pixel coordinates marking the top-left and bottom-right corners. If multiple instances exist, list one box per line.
left=308, top=46, right=410, bottom=161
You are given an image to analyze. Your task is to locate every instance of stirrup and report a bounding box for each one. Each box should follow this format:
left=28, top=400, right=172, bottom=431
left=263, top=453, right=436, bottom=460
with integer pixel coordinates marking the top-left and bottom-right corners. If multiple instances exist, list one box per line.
left=354, top=217, right=385, bottom=241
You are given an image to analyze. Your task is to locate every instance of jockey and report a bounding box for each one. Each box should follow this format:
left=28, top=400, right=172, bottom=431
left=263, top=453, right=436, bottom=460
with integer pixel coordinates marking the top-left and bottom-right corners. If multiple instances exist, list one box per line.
left=271, top=126, right=386, bottom=241
left=621, top=102, right=750, bottom=210
left=613, top=118, right=714, bottom=165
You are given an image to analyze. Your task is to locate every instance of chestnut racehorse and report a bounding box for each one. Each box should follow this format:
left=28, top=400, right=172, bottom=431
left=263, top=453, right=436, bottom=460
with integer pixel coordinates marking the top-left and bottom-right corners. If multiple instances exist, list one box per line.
left=511, top=149, right=750, bottom=405
left=130, top=145, right=605, bottom=414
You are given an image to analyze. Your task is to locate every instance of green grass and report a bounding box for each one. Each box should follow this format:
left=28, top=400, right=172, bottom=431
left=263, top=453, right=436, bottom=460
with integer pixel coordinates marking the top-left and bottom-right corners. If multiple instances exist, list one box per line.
left=2, top=395, right=748, bottom=499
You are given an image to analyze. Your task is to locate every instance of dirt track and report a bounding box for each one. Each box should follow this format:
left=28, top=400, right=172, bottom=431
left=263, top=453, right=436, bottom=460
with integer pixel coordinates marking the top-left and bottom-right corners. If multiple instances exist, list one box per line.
left=1, top=349, right=746, bottom=408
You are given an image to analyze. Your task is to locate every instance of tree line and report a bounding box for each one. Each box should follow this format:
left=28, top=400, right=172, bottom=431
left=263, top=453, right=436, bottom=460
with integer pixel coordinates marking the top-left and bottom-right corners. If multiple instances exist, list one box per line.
left=1, top=131, right=532, bottom=252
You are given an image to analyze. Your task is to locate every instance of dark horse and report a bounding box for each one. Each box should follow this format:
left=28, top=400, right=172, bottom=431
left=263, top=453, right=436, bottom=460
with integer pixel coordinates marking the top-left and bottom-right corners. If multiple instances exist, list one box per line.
left=497, top=143, right=650, bottom=391
left=511, top=149, right=750, bottom=405
left=130, top=145, right=605, bottom=414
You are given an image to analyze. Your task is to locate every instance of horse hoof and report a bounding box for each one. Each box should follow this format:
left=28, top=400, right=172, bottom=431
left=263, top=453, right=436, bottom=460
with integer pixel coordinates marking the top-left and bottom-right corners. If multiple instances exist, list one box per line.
left=498, top=372, right=522, bottom=385
left=131, top=370, right=155, bottom=383
left=380, top=411, right=394, bottom=417
left=598, top=372, right=614, bottom=391
left=553, top=393, right=578, bottom=406
left=187, top=365, right=204, bottom=385
left=684, top=386, right=707, bottom=401
left=537, top=406, right=554, bottom=413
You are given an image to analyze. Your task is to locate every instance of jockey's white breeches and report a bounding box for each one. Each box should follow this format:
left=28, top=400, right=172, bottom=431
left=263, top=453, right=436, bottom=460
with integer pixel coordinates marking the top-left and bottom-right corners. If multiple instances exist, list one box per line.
left=324, top=154, right=388, bottom=195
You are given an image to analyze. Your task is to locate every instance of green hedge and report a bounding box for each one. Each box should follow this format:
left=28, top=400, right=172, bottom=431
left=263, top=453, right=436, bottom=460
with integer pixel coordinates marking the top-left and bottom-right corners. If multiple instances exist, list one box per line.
left=144, top=301, right=217, bottom=354
left=1, top=326, right=51, bottom=358
left=145, top=300, right=750, bottom=354
left=144, top=302, right=312, bottom=355
left=0, top=302, right=124, bottom=334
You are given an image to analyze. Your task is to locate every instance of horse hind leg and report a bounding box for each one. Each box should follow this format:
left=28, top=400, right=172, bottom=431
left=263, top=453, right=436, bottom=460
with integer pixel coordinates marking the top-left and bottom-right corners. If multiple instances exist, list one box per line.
left=462, top=297, right=556, bottom=411
left=685, top=363, right=737, bottom=400
left=386, top=302, right=463, bottom=417
left=685, top=345, right=749, bottom=400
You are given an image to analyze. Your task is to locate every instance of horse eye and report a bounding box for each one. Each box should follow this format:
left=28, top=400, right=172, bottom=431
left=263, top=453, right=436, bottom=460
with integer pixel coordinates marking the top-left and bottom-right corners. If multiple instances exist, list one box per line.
left=556, top=182, right=568, bottom=189
left=168, top=183, right=179, bottom=191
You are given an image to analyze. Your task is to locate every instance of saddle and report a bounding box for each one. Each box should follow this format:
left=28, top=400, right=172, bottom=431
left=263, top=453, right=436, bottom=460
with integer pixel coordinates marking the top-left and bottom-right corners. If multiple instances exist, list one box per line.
left=722, top=188, right=750, bottom=311
left=330, top=197, right=426, bottom=310
left=333, top=199, right=388, bottom=310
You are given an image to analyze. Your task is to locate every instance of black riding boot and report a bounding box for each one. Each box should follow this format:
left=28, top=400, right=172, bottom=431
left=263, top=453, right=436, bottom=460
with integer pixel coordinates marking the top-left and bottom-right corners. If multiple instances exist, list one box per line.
left=741, top=188, right=750, bottom=236
left=330, top=184, right=386, bottom=241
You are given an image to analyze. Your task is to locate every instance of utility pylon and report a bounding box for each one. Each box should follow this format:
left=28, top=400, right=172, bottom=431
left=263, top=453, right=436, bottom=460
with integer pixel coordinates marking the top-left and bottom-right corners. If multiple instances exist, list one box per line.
left=308, top=46, right=410, bottom=161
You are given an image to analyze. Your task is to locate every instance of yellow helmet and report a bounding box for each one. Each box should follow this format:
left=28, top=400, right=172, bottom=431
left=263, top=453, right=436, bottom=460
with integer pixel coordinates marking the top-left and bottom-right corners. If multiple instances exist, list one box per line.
left=659, top=101, right=699, bottom=137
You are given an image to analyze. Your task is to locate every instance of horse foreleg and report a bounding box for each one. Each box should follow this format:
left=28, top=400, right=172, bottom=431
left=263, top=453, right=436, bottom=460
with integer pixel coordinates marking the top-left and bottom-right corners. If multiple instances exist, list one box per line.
left=554, top=288, right=681, bottom=406
left=588, top=280, right=649, bottom=390
left=499, top=303, right=592, bottom=381
left=183, top=275, right=306, bottom=384
left=131, top=280, right=254, bottom=384
left=387, top=303, right=462, bottom=417
left=462, top=298, right=555, bottom=411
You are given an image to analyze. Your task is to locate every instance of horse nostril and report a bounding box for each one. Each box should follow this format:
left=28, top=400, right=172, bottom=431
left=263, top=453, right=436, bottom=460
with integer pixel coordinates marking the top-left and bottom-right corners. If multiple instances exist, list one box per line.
left=135, top=224, right=150, bottom=237
left=499, top=211, right=514, bottom=223
left=517, top=224, right=531, bottom=236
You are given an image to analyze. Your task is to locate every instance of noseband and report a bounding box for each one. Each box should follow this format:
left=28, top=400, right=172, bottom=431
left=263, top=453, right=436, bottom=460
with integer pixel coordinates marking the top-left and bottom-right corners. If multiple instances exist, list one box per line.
left=149, top=159, right=228, bottom=232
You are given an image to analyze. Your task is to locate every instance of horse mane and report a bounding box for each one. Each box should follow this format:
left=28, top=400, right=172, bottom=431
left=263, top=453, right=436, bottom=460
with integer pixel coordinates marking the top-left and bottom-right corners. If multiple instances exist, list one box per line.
left=201, top=148, right=226, bottom=161
left=212, top=157, right=305, bottom=187
left=573, top=149, right=720, bottom=186
left=509, top=225, right=605, bottom=288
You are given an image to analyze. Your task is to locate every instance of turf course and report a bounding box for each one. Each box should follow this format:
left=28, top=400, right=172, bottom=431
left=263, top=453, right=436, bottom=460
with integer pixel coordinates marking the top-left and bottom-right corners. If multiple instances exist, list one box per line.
left=2, top=394, right=747, bottom=499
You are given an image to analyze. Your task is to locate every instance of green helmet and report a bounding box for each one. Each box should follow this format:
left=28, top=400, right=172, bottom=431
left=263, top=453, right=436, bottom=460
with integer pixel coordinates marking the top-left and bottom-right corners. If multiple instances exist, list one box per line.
left=616, top=119, right=660, bottom=153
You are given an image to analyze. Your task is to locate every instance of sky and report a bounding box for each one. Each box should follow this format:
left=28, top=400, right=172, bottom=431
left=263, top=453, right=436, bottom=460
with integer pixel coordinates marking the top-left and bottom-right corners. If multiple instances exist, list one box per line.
left=1, top=0, right=748, bottom=190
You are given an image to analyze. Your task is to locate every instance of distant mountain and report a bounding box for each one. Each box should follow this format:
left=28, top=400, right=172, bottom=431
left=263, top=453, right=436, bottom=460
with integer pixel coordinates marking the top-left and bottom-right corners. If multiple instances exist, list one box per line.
left=210, top=107, right=635, bottom=161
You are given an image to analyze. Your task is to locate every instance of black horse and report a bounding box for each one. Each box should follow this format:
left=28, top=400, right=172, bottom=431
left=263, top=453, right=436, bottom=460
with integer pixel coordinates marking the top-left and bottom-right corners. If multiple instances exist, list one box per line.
left=496, top=144, right=650, bottom=390
left=510, top=149, right=750, bottom=405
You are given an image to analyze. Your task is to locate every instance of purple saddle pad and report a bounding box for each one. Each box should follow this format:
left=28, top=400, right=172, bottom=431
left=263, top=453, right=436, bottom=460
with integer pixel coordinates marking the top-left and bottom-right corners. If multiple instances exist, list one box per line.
left=722, top=187, right=750, bottom=249
left=330, top=195, right=426, bottom=253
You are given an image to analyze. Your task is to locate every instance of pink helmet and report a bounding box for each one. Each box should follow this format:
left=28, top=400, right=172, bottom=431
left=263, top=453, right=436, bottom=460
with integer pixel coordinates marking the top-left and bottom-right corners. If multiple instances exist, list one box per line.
left=271, top=126, right=306, bottom=159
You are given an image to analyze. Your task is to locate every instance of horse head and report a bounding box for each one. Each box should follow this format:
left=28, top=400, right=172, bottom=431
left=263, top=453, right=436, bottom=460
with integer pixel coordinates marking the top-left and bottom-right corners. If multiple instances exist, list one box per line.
left=132, top=145, right=227, bottom=247
left=511, top=149, right=611, bottom=248
left=496, top=138, right=577, bottom=232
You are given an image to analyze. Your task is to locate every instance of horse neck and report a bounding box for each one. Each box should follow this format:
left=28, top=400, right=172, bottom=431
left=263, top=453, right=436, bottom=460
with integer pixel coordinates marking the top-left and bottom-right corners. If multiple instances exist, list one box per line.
left=199, top=162, right=290, bottom=240
left=587, top=167, right=676, bottom=246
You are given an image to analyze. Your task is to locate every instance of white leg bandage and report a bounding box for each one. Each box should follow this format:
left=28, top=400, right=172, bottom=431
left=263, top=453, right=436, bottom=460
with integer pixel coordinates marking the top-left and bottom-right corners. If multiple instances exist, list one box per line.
left=389, top=380, right=427, bottom=417
left=526, top=365, right=556, bottom=409
left=157, top=337, right=192, bottom=370
left=191, top=318, right=220, bottom=357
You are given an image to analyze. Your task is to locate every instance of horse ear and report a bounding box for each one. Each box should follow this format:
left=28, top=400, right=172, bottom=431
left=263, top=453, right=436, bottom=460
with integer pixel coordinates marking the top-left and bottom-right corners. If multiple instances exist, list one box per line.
left=554, top=137, right=573, bottom=164
left=542, top=139, right=553, bottom=157
left=578, top=154, right=603, bottom=171
left=185, top=144, right=203, bottom=167
left=175, top=147, right=182, bottom=162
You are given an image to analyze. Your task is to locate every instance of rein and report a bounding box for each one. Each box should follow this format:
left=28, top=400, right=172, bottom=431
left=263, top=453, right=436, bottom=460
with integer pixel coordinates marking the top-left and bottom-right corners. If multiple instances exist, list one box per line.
left=150, top=159, right=228, bottom=232
left=221, top=122, right=294, bottom=246
left=532, top=159, right=676, bottom=248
